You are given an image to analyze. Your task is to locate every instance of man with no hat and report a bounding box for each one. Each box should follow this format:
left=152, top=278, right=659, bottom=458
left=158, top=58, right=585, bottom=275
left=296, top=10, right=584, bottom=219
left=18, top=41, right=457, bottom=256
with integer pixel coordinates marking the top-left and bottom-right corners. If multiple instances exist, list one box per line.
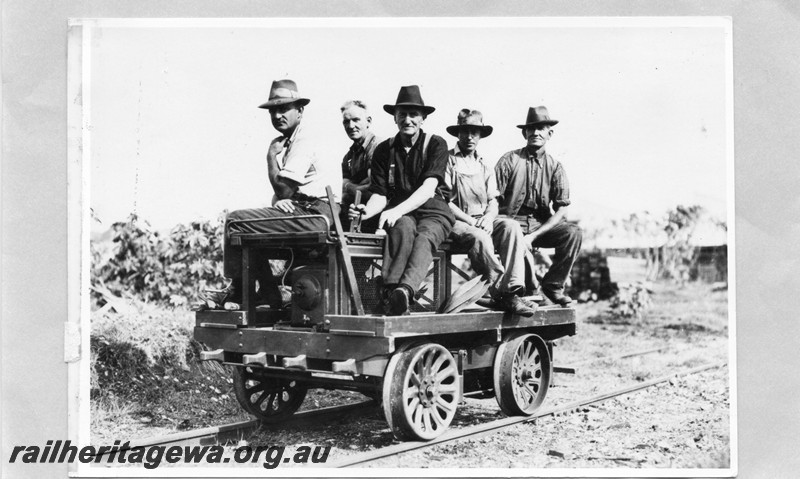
left=207, top=79, right=338, bottom=309
left=349, top=85, right=455, bottom=316
left=495, top=106, right=582, bottom=306
left=445, top=109, right=537, bottom=316
left=340, top=100, right=381, bottom=232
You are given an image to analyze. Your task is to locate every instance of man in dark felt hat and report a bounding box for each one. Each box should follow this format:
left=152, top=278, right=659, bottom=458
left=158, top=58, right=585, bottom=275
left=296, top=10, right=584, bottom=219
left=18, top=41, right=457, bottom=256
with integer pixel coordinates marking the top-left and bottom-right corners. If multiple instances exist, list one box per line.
left=339, top=100, right=382, bottom=232
left=349, top=85, right=455, bottom=315
left=495, top=106, right=582, bottom=306
left=445, top=109, right=537, bottom=316
left=205, top=79, right=338, bottom=309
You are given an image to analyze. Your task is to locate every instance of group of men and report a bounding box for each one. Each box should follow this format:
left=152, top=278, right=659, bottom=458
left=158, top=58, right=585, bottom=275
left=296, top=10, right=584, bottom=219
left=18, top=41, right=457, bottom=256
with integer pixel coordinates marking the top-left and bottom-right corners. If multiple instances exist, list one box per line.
left=208, top=79, right=582, bottom=317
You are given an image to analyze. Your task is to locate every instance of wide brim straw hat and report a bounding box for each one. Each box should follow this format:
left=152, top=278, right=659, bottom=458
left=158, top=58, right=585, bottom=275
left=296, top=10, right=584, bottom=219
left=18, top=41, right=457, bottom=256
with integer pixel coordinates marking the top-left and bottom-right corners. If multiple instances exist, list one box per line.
left=446, top=109, right=493, bottom=137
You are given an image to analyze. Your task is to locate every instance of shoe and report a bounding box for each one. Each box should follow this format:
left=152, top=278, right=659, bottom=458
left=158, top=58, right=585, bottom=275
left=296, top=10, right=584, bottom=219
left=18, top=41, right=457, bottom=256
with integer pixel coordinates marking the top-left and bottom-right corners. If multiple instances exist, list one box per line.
left=200, top=286, right=233, bottom=309
left=541, top=289, right=573, bottom=307
left=519, top=296, right=540, bottom=313
left=199, top=285, right=235, bottom=310
left=388, top=287, right=411, bottom=316
left=192, top=301, right=212, bottom=312
left=476, top=286, right=501, bottom=309
left=374, top=289, right=390, bottom=315
left=500, top=295, right=537, bottom=317
left=476, top=297, right=497, bottom=309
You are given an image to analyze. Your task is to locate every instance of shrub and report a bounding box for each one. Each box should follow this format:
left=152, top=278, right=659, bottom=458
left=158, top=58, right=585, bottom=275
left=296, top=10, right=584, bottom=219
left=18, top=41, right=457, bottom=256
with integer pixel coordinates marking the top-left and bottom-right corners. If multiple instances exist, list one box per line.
left=608, top=282, right=653, bottom=320
left=91, top=213, right=227, bottom=307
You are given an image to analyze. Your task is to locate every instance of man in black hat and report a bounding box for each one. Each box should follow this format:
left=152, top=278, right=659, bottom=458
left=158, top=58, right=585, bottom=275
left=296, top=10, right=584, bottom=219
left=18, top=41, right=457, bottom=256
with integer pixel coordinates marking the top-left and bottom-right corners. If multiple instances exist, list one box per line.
left=495, top=106, right=582, bottom=306
left=205, top=79, right=337, bottom=309
left=349, top=85, right=455, bottom=315
left=445, top=109, right=537, bottom=316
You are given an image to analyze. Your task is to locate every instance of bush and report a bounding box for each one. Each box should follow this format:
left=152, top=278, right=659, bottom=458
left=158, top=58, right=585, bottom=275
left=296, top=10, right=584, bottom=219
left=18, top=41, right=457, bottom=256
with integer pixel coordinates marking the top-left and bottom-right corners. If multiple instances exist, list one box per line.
left=608, top=282, right=653, bottom=320
left=92, top=213, right=227, bottom=307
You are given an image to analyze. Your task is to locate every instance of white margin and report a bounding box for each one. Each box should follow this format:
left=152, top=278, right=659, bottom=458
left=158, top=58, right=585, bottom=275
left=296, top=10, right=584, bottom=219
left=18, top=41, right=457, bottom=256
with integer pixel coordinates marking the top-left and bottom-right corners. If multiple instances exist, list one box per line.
left=67, top=16, right=737, bottom=478
left=723, top=15, right=738, bottom=478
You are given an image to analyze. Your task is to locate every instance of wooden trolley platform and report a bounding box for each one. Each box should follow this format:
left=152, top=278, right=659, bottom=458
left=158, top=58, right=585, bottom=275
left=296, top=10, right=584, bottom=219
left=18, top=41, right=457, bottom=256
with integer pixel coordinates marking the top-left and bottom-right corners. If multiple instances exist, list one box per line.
left=195, top=199, right=577, bottom=441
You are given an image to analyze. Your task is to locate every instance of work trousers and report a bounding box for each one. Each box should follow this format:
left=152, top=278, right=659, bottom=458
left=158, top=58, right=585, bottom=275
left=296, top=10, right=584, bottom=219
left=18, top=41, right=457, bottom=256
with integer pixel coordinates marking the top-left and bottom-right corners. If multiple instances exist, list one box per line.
left=383, top=198, right=454, bottom=295
left=223, top=199, right=336, bottom=279
left=449, top=217, right=526, bottom=295
left=511, top=215, right=582, bottom=294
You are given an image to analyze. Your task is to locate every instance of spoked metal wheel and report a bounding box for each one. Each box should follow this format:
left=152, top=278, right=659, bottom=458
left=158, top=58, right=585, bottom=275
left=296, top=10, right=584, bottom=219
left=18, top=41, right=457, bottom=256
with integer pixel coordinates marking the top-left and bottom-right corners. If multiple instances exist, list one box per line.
left=232, top=367, right=308, bottom=423
left=383, top=343, right=460, bottom=440
left=493, top=333, right=551, bottom=416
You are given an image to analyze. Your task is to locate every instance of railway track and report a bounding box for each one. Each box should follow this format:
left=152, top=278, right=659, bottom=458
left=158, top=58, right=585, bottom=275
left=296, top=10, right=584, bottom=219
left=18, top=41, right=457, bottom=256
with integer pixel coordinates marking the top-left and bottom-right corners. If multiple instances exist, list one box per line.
left=94, top=399, right=377, bottom=458
left=332, top=360, right=727, bottom=467
left=95, top=347, right=720, bottom=466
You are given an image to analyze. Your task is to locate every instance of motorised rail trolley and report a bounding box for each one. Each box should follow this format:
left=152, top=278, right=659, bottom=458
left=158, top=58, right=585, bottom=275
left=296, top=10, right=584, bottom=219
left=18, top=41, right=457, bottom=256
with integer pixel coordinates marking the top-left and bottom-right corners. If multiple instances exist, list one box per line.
left=195, top=191, right=576, bottom=441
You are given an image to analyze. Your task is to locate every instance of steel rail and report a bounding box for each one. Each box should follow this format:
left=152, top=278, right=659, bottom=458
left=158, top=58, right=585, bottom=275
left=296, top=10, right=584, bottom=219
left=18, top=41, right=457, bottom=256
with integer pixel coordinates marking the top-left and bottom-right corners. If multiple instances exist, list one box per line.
left=553, top=346, right=671, bottom=374
left=567, top=346, right=670, bottom=367
left=332, top=361, right=727, bottom=468
left=94, top=399, right=376, bottom=457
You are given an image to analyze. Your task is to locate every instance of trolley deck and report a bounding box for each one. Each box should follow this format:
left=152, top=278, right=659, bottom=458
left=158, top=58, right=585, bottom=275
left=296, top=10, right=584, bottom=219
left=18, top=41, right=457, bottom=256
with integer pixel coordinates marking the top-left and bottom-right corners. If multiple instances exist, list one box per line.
left=196, top=208, right=577, bottom=440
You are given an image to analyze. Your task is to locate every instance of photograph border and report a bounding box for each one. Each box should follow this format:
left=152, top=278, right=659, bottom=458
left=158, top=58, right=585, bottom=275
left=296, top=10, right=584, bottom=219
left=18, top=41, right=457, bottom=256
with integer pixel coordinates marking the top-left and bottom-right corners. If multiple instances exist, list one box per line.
left=66, top=16, right=736, bottom=477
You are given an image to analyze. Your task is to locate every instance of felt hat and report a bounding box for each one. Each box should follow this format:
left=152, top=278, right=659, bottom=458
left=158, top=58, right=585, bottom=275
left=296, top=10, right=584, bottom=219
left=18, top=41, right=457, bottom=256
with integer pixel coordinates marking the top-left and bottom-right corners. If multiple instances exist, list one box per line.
left=383, top=85, right=436, bottom=115
left=446, top=109, right=493, bottom=138
left=516, top=106, right=559, bottom=129
left=258, top=79, right=311, bottom=109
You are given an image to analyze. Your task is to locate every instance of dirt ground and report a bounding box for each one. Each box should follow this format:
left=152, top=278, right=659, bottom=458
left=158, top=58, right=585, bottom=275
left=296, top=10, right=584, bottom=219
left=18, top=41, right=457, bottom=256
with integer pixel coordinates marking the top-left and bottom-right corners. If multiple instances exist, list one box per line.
left=92, top=280, right=732, bottom=473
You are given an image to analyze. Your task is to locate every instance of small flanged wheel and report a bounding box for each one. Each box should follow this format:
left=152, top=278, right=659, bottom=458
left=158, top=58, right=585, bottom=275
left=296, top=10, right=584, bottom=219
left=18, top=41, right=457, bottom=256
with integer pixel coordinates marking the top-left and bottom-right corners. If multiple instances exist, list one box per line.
left=383, top=343, right=460, bottom=440
left=232, top=367, right=307, bottom=423
left=493, top=333, right=551, bottom=416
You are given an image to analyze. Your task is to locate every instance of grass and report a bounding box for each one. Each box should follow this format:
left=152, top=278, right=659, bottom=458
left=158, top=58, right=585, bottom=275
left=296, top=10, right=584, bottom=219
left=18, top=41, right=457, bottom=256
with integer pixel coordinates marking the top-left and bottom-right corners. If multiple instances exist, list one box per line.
left=91, top=289, right=195, bottom=371
left=90, top=290, right=249, bottom=444
left=90, top=394, right=135, bottom=432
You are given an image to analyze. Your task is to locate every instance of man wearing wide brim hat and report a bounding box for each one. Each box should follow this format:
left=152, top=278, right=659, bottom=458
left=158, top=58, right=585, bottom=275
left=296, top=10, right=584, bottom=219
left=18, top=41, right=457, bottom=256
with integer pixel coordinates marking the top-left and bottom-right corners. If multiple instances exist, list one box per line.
left=349, top=85, right=455, bottom=316
left=382, top=84, right=436, bottom=116
left=257, top=79, right=311, bottom=109
left=206, top=79, right=336, bottom=310
left=494, top=106, right=582, bottom=307
left=444, top=109, right=536, bottom=316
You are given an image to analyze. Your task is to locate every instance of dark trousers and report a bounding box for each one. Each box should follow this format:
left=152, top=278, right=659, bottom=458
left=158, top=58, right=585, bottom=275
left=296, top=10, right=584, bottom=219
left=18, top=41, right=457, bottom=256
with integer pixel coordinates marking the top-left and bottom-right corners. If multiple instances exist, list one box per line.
left=510, top=215, right=582, bottom=294
left=383, top=198, right=454, bottom=295
left=223, top=200, right=336, bottom=279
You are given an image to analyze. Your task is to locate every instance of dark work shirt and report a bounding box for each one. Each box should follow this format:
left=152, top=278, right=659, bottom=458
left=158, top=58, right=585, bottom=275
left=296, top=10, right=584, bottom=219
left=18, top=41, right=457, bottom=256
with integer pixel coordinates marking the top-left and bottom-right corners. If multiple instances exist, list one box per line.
left=495, top=146, right=571, bottom=222
left=341, top=131, right=380, bottom=184
left=369, top=131, right=451, bottom=207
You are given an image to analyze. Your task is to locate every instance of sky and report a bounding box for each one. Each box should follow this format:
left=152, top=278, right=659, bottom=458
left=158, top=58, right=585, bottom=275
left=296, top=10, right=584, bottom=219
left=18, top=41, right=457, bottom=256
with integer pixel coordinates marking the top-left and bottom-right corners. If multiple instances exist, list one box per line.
left=84, top=17, right=731, bottom=234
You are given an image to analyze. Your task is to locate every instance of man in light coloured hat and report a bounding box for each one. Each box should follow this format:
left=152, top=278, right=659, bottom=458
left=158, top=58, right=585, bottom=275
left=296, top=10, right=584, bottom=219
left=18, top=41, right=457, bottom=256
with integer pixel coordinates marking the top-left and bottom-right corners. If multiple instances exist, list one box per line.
left=495, top=106, right=582, bottom=307
left=349, top=85, right=455, bottom=315
left=445, top=109, right=537, bottom=316
left=206, top=79, right=337, bottom=309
